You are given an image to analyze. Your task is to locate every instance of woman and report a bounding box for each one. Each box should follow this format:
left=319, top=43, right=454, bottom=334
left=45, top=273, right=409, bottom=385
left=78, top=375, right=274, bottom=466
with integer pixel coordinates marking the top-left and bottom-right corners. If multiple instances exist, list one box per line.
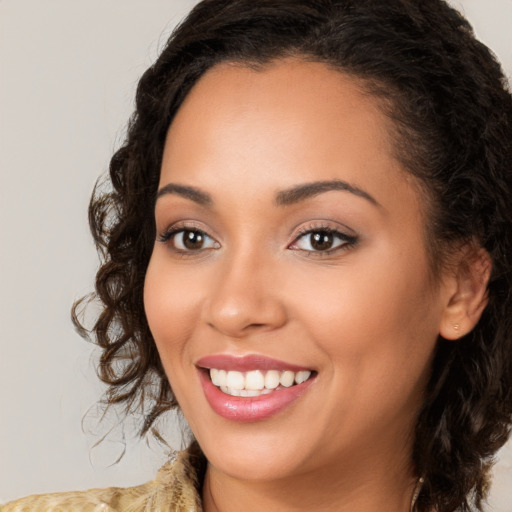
left=4, top=0, right=512, bottom=511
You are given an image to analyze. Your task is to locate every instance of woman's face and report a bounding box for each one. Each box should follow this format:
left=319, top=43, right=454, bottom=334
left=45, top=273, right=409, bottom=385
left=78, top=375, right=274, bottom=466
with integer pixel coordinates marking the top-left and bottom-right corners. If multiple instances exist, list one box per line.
left=144, top=59, right=452, bottom=482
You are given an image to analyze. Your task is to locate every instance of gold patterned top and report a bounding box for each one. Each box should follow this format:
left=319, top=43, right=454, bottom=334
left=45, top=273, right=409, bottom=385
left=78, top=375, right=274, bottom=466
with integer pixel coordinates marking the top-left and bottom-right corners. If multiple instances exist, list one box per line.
left=3, top=444, right=428, bottom=511
left=2, top=443, right=206, bottom=512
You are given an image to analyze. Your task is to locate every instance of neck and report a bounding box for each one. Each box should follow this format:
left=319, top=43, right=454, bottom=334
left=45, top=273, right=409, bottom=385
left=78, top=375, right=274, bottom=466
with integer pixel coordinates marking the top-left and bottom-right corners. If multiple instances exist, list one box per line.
left=202, top=449, right=419, bottom=512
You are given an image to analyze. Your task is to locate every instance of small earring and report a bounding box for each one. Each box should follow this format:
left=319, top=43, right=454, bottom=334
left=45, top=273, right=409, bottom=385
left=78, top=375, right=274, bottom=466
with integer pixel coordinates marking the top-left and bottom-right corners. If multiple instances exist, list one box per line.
left=453, top=324, right=460, bottom=331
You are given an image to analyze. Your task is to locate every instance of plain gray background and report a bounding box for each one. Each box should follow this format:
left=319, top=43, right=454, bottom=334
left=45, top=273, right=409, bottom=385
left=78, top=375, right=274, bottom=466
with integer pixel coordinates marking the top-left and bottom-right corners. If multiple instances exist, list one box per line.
left=1, top=0, right=511, bottom=508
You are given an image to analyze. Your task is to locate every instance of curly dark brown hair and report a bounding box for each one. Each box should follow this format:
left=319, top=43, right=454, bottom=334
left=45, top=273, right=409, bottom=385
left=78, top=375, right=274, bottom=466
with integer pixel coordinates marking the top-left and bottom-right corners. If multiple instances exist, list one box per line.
left=73, top=1, right=512, bottom=510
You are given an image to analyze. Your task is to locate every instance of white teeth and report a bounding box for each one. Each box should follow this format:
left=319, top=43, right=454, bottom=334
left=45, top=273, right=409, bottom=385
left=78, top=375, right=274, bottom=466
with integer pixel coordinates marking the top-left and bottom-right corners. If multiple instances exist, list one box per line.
left=245, top=370, right=265, bottom=390
left=210, top=369, right=225, bottom=387
left=210, top=368, right=219, bottom=386
left=220, top=386, right=279, bottom=397
left=226, top=370, right=245, bottom=390
left=264, top=370, right=280, bottom=389
left=209, top=368, right=313, bottom=395
left=295, top=370, right=311, bottom=384
left=280, top=370, right=295, bottom=388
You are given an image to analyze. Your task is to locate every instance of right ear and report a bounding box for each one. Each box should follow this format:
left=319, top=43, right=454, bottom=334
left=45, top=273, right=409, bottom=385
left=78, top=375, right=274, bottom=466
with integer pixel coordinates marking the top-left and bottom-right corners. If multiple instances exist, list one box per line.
left=438, top=246, right=491, bottom=340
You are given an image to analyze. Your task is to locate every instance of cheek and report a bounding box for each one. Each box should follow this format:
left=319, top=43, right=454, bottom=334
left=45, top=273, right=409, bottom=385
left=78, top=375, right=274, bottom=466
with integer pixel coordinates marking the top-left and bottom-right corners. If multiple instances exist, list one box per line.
left=143, top=254, right=204, bottom=367
left=286, top=246, right=439, bottom=391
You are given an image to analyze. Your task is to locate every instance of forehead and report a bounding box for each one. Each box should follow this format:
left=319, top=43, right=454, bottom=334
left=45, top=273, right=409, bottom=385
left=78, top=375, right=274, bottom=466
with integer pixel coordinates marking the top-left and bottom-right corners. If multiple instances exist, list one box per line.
left=163, top=59, right=401, bottom=185
left=167, top=59, right=391, bottom=148
left=160, top=59, right=422, bottom=223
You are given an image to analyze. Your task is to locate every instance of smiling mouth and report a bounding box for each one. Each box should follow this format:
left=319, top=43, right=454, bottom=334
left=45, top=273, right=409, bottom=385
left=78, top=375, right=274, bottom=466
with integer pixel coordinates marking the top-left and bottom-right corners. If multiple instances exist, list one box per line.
left=208, top=369, right=313, bottom=397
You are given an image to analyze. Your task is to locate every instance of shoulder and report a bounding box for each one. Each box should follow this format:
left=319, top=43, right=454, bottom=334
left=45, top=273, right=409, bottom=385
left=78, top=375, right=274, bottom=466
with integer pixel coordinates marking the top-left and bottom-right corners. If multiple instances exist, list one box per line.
left=2, top=485, right=133, bottom=512
left=2, top=442, right=206, bottom=512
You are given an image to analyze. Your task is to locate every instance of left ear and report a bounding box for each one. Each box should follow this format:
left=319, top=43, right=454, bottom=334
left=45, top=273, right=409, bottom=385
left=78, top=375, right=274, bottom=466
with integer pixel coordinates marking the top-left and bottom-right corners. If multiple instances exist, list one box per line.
left=439, top=245, right=492, bottom=340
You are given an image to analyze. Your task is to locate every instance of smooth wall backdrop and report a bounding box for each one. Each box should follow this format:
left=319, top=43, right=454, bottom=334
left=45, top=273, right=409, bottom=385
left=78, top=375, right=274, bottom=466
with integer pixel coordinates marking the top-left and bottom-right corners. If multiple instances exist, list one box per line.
left=1, top=0, right=511, bottom=508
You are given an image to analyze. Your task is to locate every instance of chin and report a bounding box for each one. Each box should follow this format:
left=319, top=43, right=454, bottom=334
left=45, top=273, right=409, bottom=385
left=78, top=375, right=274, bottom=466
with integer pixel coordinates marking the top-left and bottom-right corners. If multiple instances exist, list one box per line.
left=194, top=424, right=313, bottom=482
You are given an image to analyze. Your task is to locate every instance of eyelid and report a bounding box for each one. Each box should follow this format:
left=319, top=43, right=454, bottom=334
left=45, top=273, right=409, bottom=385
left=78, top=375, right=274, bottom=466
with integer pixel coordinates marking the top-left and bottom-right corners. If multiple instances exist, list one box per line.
left=157, top=221, right=220, bottom=250
left=156, top=219, right=357, bottom=256
left=157, top=219, right=214, bottom=239
left=288, top=222, right=358, bottom=254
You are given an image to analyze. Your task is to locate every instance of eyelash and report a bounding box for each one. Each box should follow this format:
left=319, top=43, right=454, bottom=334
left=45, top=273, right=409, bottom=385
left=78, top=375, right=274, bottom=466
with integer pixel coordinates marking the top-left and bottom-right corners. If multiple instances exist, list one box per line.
left=290, top=224, right=358, bottom=256
left=157, top=223, right=219, bottom=253
left=157, top=223, right=358, bottom=257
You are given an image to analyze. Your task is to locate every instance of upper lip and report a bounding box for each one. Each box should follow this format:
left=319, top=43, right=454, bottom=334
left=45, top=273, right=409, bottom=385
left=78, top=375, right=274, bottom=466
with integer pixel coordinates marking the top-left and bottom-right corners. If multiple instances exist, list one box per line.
left=196, top=354, right=313, bottom=372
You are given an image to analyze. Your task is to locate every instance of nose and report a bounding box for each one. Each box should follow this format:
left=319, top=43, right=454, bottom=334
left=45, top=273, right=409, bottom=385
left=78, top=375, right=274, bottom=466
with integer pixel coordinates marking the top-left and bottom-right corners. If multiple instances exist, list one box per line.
left=202, top=251, right=287, bottom=338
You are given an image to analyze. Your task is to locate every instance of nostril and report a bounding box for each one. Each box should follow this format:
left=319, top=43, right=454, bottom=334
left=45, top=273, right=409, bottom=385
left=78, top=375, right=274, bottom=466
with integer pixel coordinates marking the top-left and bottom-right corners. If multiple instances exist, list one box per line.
left=245, top=323, right=267, bottom=330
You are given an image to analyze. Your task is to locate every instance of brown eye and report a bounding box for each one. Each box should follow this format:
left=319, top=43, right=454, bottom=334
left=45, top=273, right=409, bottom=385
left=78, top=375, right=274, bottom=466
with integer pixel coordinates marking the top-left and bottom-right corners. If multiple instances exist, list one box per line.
left=180, top=230, right=205, bottom=250
left=310, top=231, right=334, bottom=251
left=291, top=228, right=357, bottom=253
left=160, top=228, right=219, bottom=251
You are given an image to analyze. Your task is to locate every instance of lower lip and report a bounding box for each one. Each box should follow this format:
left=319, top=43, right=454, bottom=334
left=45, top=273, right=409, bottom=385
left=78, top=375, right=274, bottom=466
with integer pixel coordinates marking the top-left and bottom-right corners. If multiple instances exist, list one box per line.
left=198, top=370, right=315, bottom=422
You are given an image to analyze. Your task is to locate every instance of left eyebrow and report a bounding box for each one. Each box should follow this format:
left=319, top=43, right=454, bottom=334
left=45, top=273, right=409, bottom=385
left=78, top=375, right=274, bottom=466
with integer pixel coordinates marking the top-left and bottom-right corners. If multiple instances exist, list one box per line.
left=156, top=183, right=213, bottom=206
left=275, top=179, right=380, bottom=207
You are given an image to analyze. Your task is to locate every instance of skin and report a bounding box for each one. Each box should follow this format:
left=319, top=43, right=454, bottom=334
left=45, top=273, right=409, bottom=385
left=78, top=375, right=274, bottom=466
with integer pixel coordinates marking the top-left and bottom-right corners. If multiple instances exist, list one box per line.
left=144, top=59, right=489, bottom=512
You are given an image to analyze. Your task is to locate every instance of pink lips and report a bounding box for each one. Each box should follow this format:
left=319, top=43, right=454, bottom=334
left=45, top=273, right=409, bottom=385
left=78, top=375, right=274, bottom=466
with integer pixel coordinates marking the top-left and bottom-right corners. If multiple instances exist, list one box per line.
left=196, top=354, right=315, bottom=423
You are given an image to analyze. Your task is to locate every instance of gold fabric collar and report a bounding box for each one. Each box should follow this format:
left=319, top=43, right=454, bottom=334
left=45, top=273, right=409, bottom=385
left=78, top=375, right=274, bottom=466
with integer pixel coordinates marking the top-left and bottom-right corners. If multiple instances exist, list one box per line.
left=3, top=442, right=206, bottom=512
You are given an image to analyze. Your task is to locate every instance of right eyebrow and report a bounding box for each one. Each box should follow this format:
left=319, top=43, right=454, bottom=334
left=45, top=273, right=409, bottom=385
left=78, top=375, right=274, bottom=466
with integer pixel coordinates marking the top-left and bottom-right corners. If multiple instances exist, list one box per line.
left=275, top=179, right=380, bottom=208
left=156, top=183, right=213, bottom=206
